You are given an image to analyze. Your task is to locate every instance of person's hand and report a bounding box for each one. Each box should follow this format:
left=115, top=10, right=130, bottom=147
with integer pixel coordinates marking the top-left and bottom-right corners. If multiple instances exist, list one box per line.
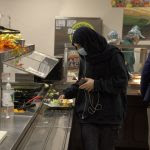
left=58, top=94, right=65, bottom=99
left=79, top=78, right=94, bottom=92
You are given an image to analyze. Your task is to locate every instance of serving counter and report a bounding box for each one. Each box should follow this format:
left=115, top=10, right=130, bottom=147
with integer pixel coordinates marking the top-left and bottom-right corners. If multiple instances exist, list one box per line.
left=0, top=114, right=35, bottom=150
left=0, top=106, right=73, bottom=150
left=0, top=82, right=73, bottom=150
left=0, top=75, right=149, bottom=150
left=16, top=106, right=73, bottom=150
left=0, top=82, right=45, bottom=150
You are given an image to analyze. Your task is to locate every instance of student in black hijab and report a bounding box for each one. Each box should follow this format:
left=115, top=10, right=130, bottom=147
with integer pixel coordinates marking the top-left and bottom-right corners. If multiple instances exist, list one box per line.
left=59, top=27, right=128, bottom=150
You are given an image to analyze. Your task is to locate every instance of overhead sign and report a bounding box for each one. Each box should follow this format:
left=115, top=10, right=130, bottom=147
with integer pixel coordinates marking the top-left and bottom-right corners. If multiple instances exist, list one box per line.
left=54, top=17, right=102, bottom=55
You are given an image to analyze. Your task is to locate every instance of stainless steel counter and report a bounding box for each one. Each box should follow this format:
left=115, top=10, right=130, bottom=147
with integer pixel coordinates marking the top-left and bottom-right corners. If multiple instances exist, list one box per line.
left=0, top=114, right=33, bottom=150
left=0, top=104, right=73, bottom=150
left=0, top=81, right=73, bottom=150
left=0, top=100, right=42, bottom=150
left=0, top=83, right=45, bottom=150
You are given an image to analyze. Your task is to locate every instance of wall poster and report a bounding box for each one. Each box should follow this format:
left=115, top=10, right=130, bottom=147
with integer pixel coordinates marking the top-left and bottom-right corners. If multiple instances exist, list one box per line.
left=54, top=17, right=102, bottom=56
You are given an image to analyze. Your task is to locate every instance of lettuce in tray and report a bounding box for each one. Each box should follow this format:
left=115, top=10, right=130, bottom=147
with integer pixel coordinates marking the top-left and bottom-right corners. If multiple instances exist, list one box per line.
left=44, top=98, right=73, bottom=107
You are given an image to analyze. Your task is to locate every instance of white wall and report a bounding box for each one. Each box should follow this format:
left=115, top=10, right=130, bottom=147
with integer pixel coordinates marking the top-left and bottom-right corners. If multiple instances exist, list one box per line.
left=0, top=0, right=123, bottom=56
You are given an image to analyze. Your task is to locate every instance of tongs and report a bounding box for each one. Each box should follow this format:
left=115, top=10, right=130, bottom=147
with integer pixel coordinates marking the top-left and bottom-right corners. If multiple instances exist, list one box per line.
left=18, top=95, right=42, bottom=110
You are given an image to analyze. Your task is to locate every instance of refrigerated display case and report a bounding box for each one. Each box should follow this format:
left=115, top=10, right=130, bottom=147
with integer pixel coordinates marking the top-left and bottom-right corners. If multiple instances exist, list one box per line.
left=0, top=25, right=71, bottom=150
left=1, top=50, right=59, bottom=110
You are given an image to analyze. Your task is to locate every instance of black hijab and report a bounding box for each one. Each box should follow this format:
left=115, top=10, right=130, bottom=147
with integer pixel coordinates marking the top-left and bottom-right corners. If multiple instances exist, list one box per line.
left=72, top=26, right=119, bottom=64
left=72, top=26, right=108, bottom=55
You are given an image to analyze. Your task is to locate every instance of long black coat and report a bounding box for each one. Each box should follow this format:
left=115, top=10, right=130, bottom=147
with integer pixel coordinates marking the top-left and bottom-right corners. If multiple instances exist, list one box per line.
left=64, top=45, right=128, bottom=125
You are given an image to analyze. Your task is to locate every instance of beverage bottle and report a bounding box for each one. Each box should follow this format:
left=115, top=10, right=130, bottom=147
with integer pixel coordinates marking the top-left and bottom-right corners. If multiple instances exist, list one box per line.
left=2, top=77, right=14, bottom=118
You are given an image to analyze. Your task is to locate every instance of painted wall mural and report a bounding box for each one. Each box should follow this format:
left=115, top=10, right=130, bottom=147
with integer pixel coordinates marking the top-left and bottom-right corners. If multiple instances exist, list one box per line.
left=123, top=8, right=150, bottom=39
left=111, top=0, right=150, bottom=7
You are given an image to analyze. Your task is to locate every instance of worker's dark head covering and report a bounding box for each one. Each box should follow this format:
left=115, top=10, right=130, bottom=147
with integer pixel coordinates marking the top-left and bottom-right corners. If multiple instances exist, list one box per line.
left=72, top=26, right=108, bottom=55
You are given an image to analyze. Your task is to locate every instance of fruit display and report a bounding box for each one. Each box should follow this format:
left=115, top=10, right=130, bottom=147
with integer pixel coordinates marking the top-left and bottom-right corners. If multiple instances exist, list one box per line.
left=0, top=33, right=27, bottom=66
left=0, top=33, right=23, bottom=52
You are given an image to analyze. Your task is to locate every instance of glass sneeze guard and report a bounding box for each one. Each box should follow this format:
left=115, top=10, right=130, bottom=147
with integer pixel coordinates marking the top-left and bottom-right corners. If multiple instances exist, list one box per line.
left=3, top=51, right=58, bottom=79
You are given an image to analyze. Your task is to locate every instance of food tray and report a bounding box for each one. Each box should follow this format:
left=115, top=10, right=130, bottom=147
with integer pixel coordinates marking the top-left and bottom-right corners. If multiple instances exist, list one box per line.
left=43, top=99, right=74, bottom=110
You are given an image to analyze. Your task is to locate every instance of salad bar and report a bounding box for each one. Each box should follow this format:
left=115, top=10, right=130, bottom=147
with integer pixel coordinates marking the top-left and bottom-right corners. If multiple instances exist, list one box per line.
left=43, top=86, right=74, bottom=109
left=0, top=82, right=74, bottom=150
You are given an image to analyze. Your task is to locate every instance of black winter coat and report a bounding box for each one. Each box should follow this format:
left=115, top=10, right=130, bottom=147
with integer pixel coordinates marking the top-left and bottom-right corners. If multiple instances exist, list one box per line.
left=63, top=45, right=128, bottom=125
left=140, top=53, right=150, bottom=103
